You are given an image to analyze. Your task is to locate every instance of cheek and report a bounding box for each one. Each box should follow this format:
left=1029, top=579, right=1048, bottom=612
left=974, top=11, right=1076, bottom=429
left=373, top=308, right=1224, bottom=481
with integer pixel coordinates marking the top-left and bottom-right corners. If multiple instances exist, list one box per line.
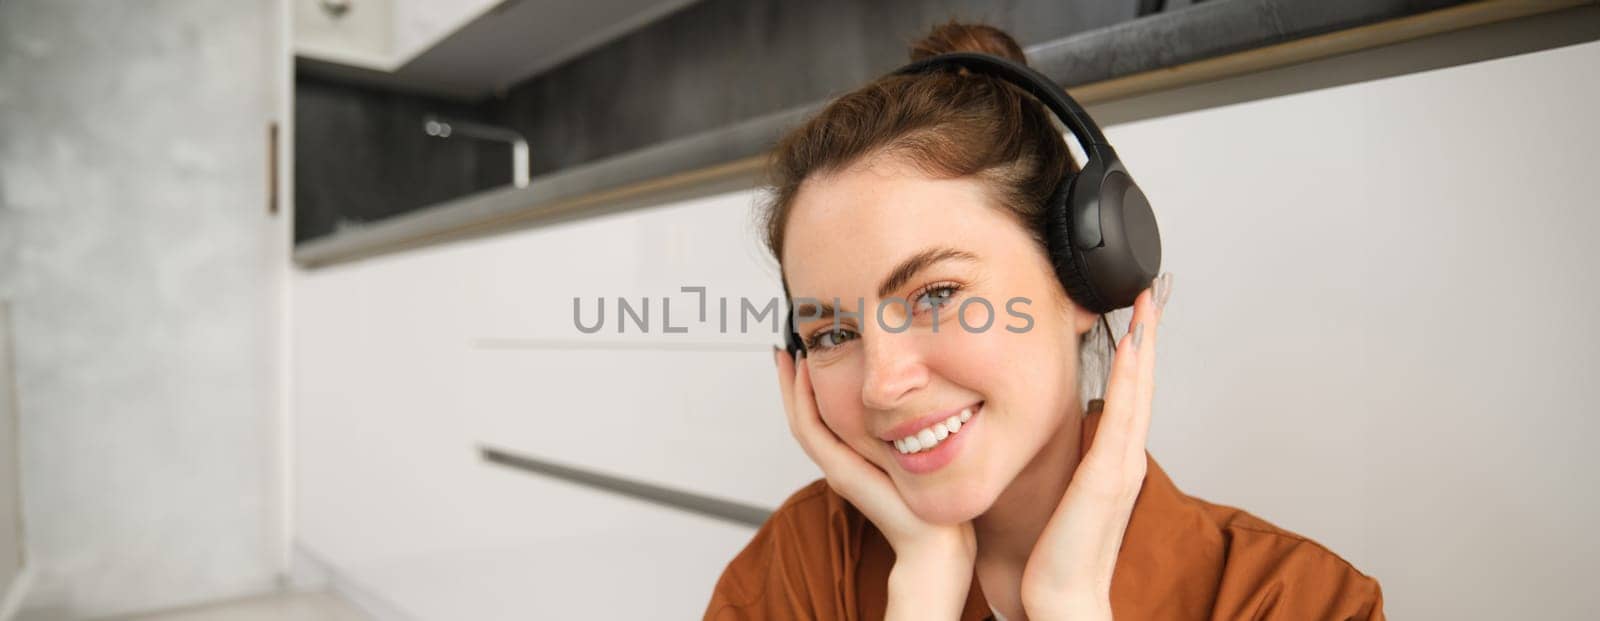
left=928, top=307, right=1077, bottom=429
left=809, top=367, right=870, bottom=440
left=809, top=365, right=903, bottom=469
left=928, top=313, right=1038, bottom=387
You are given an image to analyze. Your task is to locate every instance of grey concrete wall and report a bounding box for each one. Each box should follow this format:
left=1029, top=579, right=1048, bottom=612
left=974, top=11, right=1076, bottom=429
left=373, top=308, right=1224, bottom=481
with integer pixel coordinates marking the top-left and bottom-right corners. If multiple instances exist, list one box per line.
left=1, top=303, right=21, bottom=614
left=0, top=1, right=283, bottom=619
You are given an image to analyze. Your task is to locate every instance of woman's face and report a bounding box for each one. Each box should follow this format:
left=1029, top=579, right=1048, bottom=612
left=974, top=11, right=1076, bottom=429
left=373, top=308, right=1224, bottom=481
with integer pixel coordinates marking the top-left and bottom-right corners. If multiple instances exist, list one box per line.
left=781, top=155, right=1098, bottom=524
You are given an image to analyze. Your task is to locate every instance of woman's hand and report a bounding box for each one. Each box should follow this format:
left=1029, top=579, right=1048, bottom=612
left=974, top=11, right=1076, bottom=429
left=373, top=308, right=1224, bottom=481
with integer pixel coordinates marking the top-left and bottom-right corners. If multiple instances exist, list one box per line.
left=773, top=346, right=976, bottom=619
left=1019, top=272, right=1173, bottom=621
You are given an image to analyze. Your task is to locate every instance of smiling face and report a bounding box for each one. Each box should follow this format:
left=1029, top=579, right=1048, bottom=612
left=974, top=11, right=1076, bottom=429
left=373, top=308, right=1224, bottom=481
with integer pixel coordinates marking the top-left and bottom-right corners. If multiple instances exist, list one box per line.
left=781, top=154, right=1099, bottom=524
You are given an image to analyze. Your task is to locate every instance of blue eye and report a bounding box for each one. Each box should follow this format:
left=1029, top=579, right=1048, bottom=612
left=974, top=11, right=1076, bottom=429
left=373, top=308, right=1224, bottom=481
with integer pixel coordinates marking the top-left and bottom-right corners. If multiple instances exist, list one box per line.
left=805, top=327, right=858, bottom=351
left=913, top=283, right=961, bottom=313
left=802, top=283, right=962, bottom=352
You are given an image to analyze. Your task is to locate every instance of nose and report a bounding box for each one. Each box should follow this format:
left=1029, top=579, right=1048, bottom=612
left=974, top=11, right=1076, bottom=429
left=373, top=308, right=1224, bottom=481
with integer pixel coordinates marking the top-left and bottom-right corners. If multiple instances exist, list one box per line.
left=859, top=328, right=930, bottom=412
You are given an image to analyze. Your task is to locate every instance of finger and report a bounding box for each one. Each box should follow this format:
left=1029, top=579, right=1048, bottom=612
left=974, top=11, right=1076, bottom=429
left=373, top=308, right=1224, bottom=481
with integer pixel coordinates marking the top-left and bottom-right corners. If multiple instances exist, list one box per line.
left=777, top=349, right=837, bottom=469
left=773, top=347, right=796, bottom=414
left=1126, top=278, right=1164, bottom=454
left=788, top=353, right=831, bottom=457
left=775, top=348, right=817, bottom=457
left=1126, top=273, right=1177, bottom=448
left=1084, top=309, right=1143, bottom=473
left=778, top=349, right=829, bottom=463
left=787, top=355, right=907, bottom=520
left=787, top=354, right=883, bottom=477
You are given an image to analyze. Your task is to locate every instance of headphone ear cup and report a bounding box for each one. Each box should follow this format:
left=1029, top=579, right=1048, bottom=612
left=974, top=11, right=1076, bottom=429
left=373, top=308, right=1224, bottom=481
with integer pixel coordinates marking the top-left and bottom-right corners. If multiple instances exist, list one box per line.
left=1045, top=171, right=1114, bottom=315
left=1086, top=169, right=1161, bottom=310
left=1045, top=154, right=1162, bottom=315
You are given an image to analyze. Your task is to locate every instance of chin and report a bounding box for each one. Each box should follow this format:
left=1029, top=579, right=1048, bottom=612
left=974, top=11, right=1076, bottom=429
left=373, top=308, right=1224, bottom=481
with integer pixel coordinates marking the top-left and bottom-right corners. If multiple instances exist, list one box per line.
left=899, top=474, right=998, bottom=525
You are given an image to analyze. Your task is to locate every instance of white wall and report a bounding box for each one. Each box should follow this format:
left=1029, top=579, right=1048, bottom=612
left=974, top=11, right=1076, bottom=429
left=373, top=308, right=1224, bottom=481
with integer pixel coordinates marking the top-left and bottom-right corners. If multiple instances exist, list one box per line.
left=1111, top=38, right=1600, bottom=621
left=0, top=1, right=289, bottom=618
left=291, top=36, right=1600, bottom=621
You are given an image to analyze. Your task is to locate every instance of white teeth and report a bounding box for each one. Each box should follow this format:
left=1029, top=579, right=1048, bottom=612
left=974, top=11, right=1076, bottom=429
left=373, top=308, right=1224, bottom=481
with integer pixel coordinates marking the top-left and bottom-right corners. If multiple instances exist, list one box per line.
left=892, top=405, right=979, bottom=454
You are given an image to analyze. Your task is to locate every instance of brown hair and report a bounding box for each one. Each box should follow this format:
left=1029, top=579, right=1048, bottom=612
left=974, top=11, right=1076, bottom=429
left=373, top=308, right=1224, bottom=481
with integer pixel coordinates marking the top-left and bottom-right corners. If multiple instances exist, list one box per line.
left=759, top=19, right=1075, bottom=266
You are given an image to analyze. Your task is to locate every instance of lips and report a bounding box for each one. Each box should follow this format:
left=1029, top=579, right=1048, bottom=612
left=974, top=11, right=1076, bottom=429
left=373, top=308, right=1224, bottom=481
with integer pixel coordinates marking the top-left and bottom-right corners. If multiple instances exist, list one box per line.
left=886, top=402, right=982, bottom=475
left=890, top=406, right=974, bottom=454
left=878, top=400, right=984, bottom=443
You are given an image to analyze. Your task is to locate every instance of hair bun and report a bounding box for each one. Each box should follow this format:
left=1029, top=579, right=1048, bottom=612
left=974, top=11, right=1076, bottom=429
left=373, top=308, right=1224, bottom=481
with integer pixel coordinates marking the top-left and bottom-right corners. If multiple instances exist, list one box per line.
left=908, top=19, right=1028, bottom=66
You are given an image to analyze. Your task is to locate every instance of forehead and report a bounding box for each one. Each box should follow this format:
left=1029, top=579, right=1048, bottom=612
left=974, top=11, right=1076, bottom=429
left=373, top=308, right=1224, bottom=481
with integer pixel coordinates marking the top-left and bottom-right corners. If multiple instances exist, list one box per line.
left=780, top=157, right=1019, bottom=295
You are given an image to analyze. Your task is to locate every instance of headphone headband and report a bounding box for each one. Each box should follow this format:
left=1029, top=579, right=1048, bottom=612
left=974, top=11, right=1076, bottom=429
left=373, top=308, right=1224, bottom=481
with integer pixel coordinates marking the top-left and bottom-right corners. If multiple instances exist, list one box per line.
left=892, top=52, right=1109, bottom=149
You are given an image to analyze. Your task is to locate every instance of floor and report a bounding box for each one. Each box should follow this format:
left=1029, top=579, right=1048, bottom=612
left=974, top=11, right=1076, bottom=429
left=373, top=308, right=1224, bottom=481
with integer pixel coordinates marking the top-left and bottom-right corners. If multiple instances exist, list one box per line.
left=106, top=592, right=372, bottom=621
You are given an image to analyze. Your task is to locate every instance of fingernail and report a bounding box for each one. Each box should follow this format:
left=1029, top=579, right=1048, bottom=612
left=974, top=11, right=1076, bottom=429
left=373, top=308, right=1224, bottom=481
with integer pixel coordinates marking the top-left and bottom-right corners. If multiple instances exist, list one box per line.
left=1156, top=272, right=1174, bottom=311
left=1132, top=322, right=1145, bottom=348
left=772, top=345, right=780, bottom=366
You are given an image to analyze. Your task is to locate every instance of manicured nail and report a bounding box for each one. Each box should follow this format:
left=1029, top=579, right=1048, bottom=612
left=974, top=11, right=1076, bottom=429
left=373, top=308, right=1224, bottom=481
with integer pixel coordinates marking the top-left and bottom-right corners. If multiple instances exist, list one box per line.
left=1156, top=272, right=1174, bottom=311
left=1132, top=322, right=1145, bottom=348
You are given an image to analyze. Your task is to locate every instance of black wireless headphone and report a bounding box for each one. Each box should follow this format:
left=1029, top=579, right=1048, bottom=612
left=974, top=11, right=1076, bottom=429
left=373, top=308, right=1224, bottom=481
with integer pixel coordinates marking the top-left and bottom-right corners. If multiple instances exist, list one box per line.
left=783, top=51, right=1162, bottom=356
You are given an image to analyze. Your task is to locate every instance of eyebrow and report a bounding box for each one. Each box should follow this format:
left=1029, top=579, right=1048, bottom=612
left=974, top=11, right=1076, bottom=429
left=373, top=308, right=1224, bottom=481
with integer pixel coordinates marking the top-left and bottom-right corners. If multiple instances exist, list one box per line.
left=794, top=246, right=979, bottom=321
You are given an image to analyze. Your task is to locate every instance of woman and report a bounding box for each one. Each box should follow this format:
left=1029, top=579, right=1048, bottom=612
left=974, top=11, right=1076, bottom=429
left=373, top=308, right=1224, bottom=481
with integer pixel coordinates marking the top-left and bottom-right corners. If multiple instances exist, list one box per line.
left=705, top=21, right=1384, bottom=621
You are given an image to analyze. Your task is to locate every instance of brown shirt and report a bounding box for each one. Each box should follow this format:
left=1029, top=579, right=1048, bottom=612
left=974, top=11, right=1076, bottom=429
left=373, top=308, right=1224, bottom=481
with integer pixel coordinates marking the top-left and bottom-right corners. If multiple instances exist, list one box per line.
left=704, top=400, right=1385, bottom=620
